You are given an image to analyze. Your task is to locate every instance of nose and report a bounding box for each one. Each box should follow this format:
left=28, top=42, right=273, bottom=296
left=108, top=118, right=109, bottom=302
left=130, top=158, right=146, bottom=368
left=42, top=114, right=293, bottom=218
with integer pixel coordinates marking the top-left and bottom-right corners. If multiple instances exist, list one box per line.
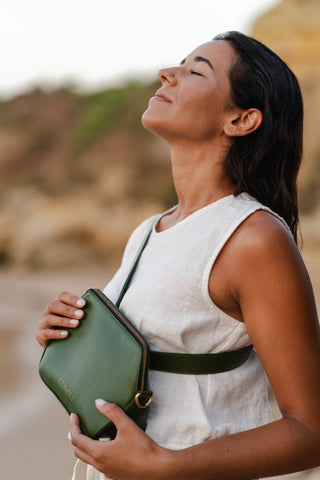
left=158, top=67, right=178, bottom=86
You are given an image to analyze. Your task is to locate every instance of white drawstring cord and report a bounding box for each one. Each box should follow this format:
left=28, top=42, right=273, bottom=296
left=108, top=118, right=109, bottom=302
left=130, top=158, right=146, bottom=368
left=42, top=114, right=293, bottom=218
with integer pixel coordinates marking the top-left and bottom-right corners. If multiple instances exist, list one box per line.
left=69, top=431, right=81, bottom=480
left=71, top=459, right=80, bottom=480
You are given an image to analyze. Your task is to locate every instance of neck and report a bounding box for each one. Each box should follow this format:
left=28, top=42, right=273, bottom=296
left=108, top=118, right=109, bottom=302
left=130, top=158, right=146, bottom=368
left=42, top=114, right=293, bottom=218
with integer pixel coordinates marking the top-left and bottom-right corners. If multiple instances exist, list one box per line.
left=168, top=140, right=234, bottom=219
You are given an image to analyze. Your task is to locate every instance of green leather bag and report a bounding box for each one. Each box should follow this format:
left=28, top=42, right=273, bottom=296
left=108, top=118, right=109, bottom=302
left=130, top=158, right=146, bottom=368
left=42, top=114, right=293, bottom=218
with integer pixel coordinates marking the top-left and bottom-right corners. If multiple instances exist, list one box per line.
left=39, top=223, right=253, bottom=439
left=39, top=287, right=153, bottom=439
left=39, top=226, right=154, bottom=439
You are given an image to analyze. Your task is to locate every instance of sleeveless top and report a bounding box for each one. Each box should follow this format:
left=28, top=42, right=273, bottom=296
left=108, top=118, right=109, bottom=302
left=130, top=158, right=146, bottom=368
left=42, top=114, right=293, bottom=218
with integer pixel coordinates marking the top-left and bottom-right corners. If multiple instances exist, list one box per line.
left=101, top=192, right=291, bottom=450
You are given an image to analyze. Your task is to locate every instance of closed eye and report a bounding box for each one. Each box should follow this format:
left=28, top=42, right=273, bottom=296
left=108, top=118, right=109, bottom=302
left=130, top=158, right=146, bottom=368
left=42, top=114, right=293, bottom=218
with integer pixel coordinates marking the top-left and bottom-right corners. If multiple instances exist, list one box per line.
left=190, top=70, right=204, bottom=77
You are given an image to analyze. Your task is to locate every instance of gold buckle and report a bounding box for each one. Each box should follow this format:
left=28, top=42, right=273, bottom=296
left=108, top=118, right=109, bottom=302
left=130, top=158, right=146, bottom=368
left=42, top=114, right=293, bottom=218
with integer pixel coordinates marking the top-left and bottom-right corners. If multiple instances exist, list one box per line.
left=135, top=392, right=153, bottom=408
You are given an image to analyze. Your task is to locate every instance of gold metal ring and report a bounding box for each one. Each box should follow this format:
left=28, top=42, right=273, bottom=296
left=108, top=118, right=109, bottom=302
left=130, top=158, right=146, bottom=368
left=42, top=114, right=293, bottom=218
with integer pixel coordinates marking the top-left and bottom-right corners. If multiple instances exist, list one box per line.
left=135, top=392, right=153, bottom=408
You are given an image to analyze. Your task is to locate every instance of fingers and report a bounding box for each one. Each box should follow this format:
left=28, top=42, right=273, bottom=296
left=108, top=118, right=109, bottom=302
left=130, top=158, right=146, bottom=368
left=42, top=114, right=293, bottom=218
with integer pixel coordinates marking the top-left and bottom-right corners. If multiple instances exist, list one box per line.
left=36, top=291, right=86, bottom=348
left=58, top=291, right=87, bottom=309
left=95, top=399, right=136, bottom=434
left=46, top=299, right=85, bottom=321
left=70, top=403, right=156, bottom=478
left=69, top=414, right=99, bottom=465
left=43, top=291, right=86, bottom=316
left=35, top=317, right=72, bottom=347
left=36, top=323, right=69, bottom=348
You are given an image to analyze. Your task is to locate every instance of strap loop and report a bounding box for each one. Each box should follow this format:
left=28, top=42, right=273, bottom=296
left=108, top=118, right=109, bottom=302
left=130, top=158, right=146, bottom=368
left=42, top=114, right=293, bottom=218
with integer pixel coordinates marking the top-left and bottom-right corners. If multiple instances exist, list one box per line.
left=135, top=390, right=154, bottom=408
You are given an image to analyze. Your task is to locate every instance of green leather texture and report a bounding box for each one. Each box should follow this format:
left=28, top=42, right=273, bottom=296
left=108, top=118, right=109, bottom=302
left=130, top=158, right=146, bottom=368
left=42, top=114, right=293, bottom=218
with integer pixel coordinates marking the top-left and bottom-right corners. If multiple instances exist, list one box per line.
left=39, top=289, right=151, bottom=439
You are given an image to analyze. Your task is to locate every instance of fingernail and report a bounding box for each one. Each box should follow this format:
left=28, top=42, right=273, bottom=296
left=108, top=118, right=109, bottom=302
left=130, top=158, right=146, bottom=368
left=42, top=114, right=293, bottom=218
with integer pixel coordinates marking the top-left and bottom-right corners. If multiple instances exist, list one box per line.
left=77, top=298, right=86, bottom=307
left=60, top=331, right=68, bottom=337
left=70, top=319, right=79, bottom=326
left=95, top=399, right=107, bottom=407
left=74, top=310, right=83, bottom=318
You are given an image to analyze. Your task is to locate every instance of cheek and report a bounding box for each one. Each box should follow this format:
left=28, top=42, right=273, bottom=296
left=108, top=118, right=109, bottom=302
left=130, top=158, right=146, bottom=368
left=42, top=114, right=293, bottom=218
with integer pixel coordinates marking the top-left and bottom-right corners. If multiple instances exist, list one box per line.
left=141, top=85, right=228, bottom=141
left=178, top=86, right=225, bottom=119
left=177, top=93, right=225, bottom=137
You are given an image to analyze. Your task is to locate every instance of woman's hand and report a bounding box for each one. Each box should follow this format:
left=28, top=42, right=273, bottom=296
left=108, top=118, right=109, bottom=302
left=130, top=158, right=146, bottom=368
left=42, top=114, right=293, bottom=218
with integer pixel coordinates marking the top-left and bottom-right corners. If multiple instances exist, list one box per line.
left=36, top=291, right=86, bottom=348
left=69, top=400, right=171, bottom=480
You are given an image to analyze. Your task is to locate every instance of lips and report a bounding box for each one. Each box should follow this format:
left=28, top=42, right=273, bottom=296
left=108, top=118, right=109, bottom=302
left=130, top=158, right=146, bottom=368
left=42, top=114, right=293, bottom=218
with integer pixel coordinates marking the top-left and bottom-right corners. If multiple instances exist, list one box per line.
left=150, top=89, right=172, bottom=103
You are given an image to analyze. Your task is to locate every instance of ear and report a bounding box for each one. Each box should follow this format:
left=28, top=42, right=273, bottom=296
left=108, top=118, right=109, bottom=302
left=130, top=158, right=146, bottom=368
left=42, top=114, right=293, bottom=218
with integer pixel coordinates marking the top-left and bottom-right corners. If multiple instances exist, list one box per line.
left=224, top=108, right=263, bottom=137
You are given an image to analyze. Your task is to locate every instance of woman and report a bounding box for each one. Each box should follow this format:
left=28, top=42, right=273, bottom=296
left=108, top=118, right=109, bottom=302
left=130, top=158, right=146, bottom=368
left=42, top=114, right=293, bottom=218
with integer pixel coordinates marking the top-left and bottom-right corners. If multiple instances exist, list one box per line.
left=36, top=31, right=320, bottom=479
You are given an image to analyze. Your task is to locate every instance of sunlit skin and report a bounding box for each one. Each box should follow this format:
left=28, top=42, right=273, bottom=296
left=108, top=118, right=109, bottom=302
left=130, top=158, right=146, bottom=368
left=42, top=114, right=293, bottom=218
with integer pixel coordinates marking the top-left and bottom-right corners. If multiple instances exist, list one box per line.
left=142, top=41, right=237, bottom=144
left=36, top=40, right=320, bottom=479
left=141, top=40, right=262, bottom=224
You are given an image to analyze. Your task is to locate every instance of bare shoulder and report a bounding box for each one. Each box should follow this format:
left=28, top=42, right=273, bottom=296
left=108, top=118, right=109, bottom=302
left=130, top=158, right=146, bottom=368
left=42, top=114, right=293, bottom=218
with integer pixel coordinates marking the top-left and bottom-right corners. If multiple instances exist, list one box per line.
left=227, top=209, right=302, bottom=268
left=209, top=209, right=307, bottom=321
left=211, top=208, right=312, bottom=314
left=235, top=209, right=294, bottom=249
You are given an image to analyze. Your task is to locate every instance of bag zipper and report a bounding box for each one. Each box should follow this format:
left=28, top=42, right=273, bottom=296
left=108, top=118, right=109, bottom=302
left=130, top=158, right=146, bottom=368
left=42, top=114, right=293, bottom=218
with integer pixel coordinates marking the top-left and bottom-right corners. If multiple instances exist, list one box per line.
left=87, top=288, right=150, bottom=393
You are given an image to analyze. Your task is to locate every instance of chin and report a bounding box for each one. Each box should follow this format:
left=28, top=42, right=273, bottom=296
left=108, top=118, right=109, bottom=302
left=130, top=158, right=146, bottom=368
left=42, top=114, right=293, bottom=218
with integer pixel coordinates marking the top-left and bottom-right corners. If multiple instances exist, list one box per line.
left=141, top=108, right=151, bottom=129
left=141, top=109, right=164, bottom=136
left=141, top=107, right=183, bottom=142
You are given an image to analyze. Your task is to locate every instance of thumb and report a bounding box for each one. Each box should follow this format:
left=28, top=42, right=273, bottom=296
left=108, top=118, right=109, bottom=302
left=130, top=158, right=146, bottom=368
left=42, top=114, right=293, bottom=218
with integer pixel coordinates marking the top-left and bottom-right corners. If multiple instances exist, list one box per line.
left=95, top=399, right=135, bottom=433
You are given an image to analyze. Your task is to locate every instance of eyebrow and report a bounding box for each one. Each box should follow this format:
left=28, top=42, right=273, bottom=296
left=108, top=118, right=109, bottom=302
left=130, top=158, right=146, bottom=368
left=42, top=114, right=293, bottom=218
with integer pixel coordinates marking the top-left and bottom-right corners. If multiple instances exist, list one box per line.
left=180, top=55, right=214, bottom=71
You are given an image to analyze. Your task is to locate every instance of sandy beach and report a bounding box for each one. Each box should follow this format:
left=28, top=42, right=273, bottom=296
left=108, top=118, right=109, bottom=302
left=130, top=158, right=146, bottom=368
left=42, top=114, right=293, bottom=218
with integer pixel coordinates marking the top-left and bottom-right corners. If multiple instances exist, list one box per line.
left=0, top=254, right=319, bottom=480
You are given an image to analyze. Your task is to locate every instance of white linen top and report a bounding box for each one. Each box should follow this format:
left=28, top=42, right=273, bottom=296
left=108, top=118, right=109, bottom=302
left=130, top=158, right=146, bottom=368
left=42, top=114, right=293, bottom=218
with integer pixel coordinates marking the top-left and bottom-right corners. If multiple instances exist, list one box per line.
left=74, top=192, right=290, bottom=479
left=101, top=192, right=290, bottom=450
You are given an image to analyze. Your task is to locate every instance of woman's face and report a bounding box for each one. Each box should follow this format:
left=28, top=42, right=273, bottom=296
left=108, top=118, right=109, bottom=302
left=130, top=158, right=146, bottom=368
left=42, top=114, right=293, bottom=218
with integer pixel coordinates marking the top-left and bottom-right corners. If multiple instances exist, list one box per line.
left=142, top=40, right=237, bottom=144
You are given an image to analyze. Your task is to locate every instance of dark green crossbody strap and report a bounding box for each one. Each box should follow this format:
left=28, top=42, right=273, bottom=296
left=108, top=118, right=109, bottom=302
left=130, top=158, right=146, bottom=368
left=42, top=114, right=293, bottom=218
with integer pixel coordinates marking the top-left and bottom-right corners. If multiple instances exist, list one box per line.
left=115, top=219, right=253, bottom=374
left=149, top=345, right=253, bottom=374
left=115, top=223, right=154, bottom=308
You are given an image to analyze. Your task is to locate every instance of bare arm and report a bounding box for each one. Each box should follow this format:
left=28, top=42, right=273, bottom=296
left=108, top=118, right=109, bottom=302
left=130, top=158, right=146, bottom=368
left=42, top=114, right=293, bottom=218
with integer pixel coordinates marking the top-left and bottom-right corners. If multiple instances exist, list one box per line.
left=168, top=211, right=320, bottom=479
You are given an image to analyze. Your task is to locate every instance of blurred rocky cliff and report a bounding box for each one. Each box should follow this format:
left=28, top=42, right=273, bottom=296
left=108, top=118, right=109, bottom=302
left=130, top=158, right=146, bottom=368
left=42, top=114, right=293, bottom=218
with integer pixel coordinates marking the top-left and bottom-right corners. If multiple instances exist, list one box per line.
left=0, top=83, right=176, bottom=268
left=0, top=0, right=319, bottom=269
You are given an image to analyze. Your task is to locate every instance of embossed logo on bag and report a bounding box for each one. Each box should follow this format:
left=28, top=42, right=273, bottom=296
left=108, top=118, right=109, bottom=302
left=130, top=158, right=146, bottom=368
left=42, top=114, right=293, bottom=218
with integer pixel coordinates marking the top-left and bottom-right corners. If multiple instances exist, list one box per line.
left=57, top=377, right=74, bottom=401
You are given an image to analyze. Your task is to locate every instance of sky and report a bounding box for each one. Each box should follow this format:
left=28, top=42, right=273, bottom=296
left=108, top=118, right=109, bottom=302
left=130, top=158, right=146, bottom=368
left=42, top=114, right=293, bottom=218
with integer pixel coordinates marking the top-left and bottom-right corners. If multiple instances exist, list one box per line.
left=1, top=0, right=280, bottom=99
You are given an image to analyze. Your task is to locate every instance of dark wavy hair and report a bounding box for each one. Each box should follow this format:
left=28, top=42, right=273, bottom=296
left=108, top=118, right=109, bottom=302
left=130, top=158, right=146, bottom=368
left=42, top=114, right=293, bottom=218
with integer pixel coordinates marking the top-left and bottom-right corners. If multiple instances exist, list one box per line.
left=214, top=31, right=303, bottom=242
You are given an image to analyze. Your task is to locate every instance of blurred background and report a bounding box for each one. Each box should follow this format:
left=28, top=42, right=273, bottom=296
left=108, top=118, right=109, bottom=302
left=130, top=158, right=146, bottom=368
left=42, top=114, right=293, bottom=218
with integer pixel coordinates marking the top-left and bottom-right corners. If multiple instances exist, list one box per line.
left=0, top=0, right=319, bottom=478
